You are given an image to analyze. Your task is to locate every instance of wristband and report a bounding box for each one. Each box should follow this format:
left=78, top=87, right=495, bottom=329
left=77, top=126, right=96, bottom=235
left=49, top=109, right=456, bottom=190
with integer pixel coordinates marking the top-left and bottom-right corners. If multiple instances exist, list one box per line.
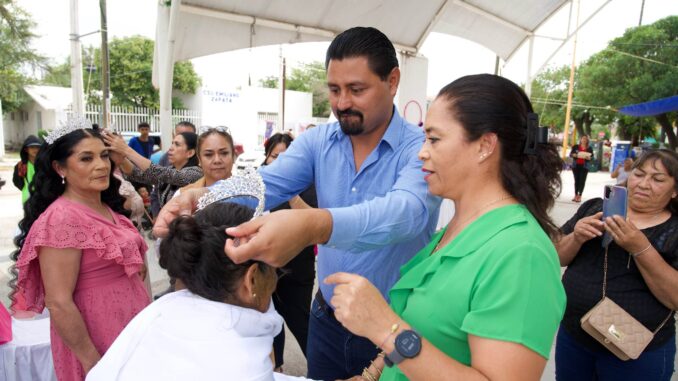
left=631, top=244, right=652, bottom=258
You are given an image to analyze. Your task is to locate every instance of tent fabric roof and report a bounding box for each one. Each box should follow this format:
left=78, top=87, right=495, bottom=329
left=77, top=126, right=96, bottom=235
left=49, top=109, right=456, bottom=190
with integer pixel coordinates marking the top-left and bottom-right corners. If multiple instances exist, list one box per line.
left=164, top=0, right=569, bottom=62
left=618, top=95, right=678, bottom=117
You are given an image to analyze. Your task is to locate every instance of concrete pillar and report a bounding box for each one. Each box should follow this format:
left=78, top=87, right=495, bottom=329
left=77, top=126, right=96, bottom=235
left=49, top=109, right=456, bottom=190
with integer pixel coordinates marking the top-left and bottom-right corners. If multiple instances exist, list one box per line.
left=395, top=53, right=428, bottom=127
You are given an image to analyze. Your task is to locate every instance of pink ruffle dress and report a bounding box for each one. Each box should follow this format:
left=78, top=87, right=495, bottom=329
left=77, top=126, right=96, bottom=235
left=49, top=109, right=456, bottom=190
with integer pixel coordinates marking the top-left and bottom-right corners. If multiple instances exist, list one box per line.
left=16, top=197, right=150, bottom=380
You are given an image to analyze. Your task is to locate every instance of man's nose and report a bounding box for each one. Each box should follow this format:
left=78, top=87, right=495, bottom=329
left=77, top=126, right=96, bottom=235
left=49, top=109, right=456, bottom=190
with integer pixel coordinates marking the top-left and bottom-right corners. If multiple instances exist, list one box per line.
left=337, top=92, right=352, bottom=111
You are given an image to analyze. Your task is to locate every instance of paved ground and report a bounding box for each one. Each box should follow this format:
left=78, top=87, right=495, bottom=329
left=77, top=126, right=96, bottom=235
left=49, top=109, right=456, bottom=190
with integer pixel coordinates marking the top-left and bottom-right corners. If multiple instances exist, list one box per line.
left=0, top=155, right=675, bottom=379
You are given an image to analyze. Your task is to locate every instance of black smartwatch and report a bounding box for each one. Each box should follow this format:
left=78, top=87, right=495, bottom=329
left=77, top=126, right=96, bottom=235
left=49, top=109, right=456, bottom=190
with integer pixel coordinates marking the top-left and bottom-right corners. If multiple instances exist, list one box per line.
left=384, top=329, right=422, bottom=367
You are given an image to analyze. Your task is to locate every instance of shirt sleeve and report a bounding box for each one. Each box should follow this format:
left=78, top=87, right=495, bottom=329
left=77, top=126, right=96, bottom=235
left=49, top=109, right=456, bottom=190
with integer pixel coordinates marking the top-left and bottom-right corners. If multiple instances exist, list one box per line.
left=461, top=242, right=566, bottom=359
left=127, top=164, right=203, bottom=187
left=326, top=142, right=437, bottom=251
left=258, top=131, right=317, bottom=210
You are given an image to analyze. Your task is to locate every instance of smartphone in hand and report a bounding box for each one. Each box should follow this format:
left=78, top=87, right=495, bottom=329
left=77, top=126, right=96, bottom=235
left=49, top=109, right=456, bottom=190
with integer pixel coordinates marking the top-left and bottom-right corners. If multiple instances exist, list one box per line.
left=602, top=185, right=628, bottom=247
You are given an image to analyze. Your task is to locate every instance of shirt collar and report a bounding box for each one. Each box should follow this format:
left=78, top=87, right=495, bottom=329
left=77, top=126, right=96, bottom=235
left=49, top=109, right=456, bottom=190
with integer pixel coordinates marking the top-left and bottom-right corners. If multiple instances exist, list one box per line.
left=389, top=205, right=530, bottom=301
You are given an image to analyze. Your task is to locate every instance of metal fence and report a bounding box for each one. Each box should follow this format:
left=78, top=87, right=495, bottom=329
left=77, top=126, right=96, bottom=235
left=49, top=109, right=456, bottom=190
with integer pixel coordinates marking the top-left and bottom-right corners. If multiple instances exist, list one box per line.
left=67, top=104, right=201, bottom=133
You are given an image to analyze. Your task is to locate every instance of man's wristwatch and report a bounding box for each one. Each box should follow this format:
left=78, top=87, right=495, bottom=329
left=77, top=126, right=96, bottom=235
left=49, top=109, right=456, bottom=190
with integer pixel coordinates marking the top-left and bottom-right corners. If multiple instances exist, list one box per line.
left=384, top=329, right=422, bottom=367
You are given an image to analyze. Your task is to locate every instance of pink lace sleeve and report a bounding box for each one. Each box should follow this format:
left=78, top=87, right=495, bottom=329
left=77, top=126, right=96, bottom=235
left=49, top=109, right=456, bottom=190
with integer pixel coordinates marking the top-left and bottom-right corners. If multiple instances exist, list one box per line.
left=16, top=203, right=146, bottom=312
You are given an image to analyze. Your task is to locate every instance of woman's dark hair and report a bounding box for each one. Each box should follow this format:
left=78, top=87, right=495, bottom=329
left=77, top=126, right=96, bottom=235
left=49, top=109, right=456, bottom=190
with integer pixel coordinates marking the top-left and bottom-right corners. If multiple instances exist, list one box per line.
left=197, top=128, right=235, bottom=156
left=437, top=74, right=563, bottom=238
left=632, top=149, right=678, bottom=214
left=159, top=202, right=273, bottom=303
left=176, top=131, right=199, bottom=168
left=262, top=133, right=294, bottom=166
left=325, top=26, right=398, bottom=81
left=9, top=128, right=128, bottom=304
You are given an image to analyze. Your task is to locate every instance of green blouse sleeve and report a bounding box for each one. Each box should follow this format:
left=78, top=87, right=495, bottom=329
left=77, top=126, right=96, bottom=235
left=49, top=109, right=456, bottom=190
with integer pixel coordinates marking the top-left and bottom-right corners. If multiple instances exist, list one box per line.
left=460, top=242, right=565, bottom=359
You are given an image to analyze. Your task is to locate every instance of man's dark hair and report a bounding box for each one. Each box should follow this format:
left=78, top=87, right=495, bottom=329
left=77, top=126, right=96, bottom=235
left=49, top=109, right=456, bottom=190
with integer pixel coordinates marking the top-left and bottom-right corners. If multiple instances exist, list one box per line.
left=175, top=121, right=196, bottom=133
left=325, top=27, right=398, bottom=81
left=138, top=122, right=150, bottom=129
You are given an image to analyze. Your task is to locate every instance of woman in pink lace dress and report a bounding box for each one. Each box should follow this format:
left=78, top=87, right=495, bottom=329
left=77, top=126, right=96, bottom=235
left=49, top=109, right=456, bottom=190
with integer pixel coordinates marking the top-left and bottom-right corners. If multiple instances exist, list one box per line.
left=9, top=122, right=150, bottom=380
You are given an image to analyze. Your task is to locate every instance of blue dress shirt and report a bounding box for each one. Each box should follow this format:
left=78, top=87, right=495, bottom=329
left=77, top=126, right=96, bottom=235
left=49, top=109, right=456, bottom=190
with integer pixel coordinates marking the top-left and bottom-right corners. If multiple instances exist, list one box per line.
left=257, top=107, right=441, bottom=302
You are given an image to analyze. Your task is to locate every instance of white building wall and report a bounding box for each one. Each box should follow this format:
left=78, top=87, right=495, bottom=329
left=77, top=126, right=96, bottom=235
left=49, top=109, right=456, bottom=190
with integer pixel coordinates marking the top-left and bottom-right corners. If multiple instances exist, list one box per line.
left=193, top=86, right=312, bottom=152
left=395, top=53, right=429, bottom=128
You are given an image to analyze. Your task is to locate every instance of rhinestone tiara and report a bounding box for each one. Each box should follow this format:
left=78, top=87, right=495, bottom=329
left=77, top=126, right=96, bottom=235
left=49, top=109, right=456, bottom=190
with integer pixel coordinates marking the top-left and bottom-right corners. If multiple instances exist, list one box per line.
left=196, top=166, right=266, bottom=217
left=45, top=115, right=93, bottom=144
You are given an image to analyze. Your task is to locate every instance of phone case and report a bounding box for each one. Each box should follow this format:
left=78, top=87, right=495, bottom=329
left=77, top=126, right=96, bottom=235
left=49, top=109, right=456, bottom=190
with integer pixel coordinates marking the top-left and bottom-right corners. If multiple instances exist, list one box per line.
left=602, top=185, right=628, bottom=247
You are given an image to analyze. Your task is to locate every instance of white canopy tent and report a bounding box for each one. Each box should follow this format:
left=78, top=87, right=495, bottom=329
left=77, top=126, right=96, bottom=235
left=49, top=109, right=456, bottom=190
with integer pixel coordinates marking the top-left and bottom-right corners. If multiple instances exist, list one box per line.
left=152, top=0, right=610, bottom=145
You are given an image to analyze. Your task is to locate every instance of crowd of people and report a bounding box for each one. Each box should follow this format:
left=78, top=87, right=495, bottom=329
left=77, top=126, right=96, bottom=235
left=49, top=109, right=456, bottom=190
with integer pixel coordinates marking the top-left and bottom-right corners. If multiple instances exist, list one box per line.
left=4, top=25, right=676, bottom=381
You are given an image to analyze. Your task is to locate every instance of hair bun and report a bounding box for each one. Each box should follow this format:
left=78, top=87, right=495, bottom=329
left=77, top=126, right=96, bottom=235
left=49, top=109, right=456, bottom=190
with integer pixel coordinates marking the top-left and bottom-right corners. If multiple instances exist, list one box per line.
left=159, top=216, right=203, bottom=279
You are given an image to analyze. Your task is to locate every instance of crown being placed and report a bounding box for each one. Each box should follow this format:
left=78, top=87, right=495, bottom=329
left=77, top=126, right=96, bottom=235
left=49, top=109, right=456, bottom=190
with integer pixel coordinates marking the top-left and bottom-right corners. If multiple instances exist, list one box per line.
left=45, top=115, right=93, bottom=144
left=196, top=166, right=266, bottom=217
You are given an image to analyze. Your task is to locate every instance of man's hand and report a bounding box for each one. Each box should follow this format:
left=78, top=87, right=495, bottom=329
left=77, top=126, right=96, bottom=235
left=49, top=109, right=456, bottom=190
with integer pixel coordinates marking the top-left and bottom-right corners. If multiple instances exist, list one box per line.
left=152, top=188, right=208, bottom=237
left=225, top=208, right=332, bottom=267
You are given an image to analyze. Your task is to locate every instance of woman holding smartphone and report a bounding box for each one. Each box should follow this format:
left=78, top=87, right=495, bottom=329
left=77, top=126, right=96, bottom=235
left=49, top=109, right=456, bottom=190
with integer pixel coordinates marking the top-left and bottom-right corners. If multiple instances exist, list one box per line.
left=569, top=135, right=594, bottom=202
left=554, top=149, right=678, bottom=380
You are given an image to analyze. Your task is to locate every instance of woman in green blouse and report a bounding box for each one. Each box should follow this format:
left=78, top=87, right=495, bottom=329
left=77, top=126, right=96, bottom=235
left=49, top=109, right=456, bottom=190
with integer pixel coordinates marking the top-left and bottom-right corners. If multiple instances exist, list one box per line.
left=327, top=74, right=566, bottom=381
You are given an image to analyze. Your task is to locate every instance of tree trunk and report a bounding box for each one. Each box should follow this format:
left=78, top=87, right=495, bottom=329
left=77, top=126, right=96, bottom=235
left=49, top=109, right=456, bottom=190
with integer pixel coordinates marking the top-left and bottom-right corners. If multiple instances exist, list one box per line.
left=583, top=112, right=595, bottom=137
left=573, top=115, right=584, bottom=138
left=656, top=113, right=677, bottom=150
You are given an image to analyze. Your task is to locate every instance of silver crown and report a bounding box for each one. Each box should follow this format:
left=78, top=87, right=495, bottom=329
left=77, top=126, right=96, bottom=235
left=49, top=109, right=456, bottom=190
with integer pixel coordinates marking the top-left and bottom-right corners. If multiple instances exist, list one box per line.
left=196, top=166, right=266, bottom=217
left=45, top=115, right=93, bottom=144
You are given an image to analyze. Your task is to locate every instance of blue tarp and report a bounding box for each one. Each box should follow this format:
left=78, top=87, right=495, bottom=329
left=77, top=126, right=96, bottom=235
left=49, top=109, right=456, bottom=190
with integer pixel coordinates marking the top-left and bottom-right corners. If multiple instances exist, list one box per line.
left=618, top=95, right=678, bottom=117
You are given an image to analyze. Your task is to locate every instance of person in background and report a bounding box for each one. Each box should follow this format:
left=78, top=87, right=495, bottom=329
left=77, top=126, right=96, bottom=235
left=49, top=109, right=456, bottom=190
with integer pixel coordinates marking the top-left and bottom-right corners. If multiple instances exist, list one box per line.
left=13, top=135, right=43, bottom=203
left=104, top=131, right=202, bottom=210
left=180, top=126, right=236, bottom=191
left=611, top=157, right=634, bottom=185
left=10, top=120, right=150, bottom=379
left=128, top=122, right=155, bottom=159
left=261, top=132, right=317, bottom=372
left=570, top=135, right=594, bottom=202
left=326, top=74, right=565, bottom=381
left=554, top=149, right=678, bottom=381
left=150, top=121, right=196, bottom=217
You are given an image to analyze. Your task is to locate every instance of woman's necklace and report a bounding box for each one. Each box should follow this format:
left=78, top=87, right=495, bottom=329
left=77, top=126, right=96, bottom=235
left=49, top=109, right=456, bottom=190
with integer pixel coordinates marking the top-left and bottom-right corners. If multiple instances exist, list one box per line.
left=434, top=194, right=515, bottom=252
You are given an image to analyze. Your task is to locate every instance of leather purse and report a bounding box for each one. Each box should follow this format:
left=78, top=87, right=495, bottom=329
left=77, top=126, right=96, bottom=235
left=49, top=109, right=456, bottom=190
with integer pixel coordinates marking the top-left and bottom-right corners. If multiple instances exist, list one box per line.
left=581, top=247, right=674, bottom=360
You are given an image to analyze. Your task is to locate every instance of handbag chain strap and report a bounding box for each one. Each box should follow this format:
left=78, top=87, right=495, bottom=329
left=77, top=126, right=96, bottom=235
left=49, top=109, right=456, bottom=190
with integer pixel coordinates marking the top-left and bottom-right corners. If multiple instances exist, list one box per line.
left=602, top=246, right=674, bottom=335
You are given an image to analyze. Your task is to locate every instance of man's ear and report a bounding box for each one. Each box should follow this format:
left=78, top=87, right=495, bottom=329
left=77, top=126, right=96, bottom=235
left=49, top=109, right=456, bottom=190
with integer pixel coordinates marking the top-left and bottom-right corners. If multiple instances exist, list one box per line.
left=387, top=67, right=400, bottom=97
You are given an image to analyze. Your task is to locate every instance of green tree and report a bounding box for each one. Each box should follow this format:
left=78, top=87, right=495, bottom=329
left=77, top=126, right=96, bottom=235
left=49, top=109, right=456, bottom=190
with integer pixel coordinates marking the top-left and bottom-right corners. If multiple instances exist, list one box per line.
left=259, top=61, right=330, bottom=117
left=530, top=65, right=570, bottom=132
left=53, top=36, right=201, bottom=110
left=576, top=16, right=678, bottom=149
left=0, top=0, right=45, bottom=112
left=259, top=75, right=278, bottom=89
left=42, top=60, right=71, bottom=87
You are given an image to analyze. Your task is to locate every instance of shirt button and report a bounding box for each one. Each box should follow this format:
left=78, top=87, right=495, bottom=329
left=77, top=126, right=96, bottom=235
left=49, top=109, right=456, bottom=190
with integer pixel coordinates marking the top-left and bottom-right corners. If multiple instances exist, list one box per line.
left=351, top=187, right=357, bottom=192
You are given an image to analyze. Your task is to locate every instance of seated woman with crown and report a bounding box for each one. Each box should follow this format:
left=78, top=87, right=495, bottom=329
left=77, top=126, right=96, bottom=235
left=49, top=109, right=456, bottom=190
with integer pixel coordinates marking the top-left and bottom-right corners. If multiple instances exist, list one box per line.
left=87, top=174, right=310, bottom=380
left=10, top=118, right=150, bottom=379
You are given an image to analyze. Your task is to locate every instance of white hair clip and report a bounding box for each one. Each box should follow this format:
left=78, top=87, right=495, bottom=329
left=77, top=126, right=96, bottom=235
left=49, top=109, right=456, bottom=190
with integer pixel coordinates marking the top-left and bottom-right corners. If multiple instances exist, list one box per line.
left=45, top=115, right=93, bottom=145
left=196, top=166, right=266, bottom=217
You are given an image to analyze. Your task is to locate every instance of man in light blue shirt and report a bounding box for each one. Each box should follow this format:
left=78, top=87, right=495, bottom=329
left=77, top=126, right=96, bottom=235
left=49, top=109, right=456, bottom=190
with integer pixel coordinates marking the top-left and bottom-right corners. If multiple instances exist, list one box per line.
left=155, top=27, right=440, bottom=380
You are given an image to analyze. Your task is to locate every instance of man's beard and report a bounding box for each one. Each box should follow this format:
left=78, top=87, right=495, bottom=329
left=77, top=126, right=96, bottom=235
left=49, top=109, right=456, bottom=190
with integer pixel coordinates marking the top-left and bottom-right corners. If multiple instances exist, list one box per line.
left=337, top=109, right=365, bottom=136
